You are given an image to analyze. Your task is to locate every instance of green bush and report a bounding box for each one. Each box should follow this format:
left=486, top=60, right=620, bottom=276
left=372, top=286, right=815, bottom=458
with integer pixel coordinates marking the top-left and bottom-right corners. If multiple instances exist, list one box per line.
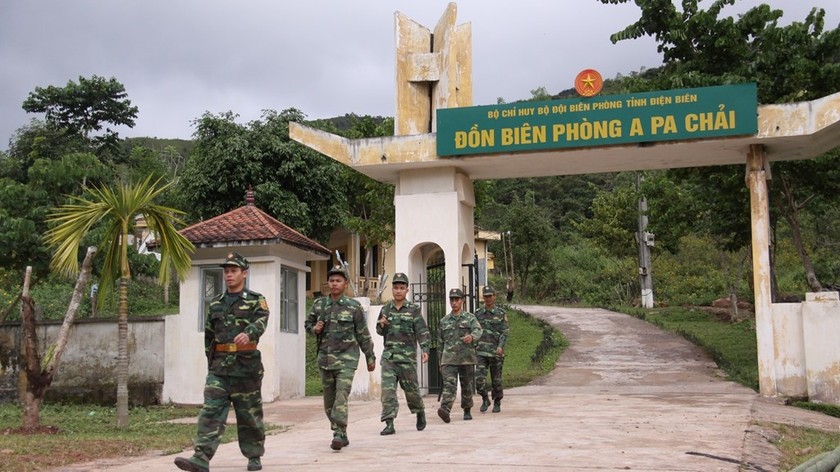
left=528, top=238, right=636, bottom=306
left=2, top=273, right=179, bottom=321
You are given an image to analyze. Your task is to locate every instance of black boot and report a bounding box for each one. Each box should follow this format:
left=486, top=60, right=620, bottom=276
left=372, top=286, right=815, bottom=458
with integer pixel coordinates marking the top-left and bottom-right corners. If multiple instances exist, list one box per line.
left=416, top=411, right=426, bottom=431
left=480, top=394, right=491, bottom=412
left=492, top=399, right=501, bottom=413
left=463, top=408, right=472, bottom=420
left=380, top=419, right=395, bottom=435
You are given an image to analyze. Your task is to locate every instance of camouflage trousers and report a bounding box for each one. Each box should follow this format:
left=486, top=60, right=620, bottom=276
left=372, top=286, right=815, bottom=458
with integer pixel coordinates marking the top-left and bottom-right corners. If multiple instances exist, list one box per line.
left=380, top=359, right=425, bottom=421
left=320, top=367, right=356, bottom=438
left=193, top=373, right=265, bottom=463
left=439, top=364, right=475, bottom=412
left=476, top=355, right=504, bottom=401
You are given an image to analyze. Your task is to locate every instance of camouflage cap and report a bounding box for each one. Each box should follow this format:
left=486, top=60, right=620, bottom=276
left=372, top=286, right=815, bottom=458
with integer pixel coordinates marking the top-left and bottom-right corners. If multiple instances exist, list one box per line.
left=220, top=252, right=249, bottom=269
left=482, top=285, right=496, bottom=296
left=327, top=265, right=348, bottom=280
left=392, top=272, right=409, bottom=285
left=448, top=288, right=465, bottom=299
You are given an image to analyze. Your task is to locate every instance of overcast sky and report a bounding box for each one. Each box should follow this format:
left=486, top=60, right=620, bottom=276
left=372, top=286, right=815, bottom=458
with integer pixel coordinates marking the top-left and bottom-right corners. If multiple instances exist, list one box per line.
left=1, top=1, right=837, bottom=149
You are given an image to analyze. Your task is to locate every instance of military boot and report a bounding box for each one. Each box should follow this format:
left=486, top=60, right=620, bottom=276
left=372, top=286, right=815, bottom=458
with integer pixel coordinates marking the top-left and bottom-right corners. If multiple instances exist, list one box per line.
left=492, top=400, right=501, bottom=413
left=174, top=457, right=209, bottom=472
left=463, top=408, right=473, bottom=420
left=480, top=394, right=491, bottom=412
left=247, top=457, right=262, bottom=471
left=380, top=419, right=395, bottom=435
left=437, top=407, right=451, bottom=423
left=416, top=411, right=427, bottom=431
left=330, top=432, right=348, bottom=451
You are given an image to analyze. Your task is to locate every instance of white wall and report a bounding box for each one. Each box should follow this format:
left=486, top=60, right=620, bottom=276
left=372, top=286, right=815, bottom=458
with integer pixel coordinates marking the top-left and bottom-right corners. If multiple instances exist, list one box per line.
left=802, top=292, right=840, bottom=403
left=350, top=299, right=383, bottom=400
left=770, top=291, right=840, bottom=404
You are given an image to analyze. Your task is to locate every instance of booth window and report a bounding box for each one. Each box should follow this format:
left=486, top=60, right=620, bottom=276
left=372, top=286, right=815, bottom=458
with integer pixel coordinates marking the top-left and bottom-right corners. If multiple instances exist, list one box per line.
left=280, top=267, right=299, bottom=333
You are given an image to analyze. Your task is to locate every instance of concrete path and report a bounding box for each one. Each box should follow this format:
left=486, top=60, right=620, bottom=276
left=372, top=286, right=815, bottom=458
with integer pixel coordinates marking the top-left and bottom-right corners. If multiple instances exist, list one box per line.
left=53, top=305, right=840, bottom=472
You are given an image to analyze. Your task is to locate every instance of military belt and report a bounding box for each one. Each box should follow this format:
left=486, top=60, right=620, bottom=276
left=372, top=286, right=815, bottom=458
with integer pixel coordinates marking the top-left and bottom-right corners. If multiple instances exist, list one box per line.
left=214, top=342, right=258, bottom=353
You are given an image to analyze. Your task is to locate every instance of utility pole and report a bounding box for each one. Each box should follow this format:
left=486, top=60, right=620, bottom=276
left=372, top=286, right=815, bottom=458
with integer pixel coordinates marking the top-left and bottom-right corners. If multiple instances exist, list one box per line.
left=503, top=231, right=515, bottom=302
left=636, top=173, right=655, bottom=308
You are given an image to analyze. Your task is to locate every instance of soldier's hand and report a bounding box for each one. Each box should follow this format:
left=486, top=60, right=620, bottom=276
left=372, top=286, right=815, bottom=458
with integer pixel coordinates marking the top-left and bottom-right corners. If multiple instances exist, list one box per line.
left=379, top=316, right=388, bottom=327
left=421, top=352, right=429, bottom=363
left=233, top=333, right=250, bottom=346
left=496, top=347, right=504, bottom=356
left=367, top=361, right=376, bottom=372
left=314, top=320, right=324, bottom=334
left=463, top=334, right=473, bottom=344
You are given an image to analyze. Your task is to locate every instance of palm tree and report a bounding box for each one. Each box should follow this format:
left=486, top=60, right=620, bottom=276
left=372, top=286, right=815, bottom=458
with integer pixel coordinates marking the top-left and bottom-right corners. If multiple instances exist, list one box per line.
left=44, top=176, right=194, bottom=427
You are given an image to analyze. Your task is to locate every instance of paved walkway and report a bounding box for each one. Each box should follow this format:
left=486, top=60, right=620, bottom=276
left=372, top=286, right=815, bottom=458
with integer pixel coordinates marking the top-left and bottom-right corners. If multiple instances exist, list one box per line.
left=53, top=305, right=840, bottom=471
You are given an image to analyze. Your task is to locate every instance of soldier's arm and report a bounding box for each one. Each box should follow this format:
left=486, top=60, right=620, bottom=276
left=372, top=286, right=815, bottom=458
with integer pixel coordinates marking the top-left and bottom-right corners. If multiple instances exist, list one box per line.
left=498, top=308, right=510, bottom=349
left=469, top=314, right=483, bottom=341
left=414, top=306, right=431, bottom=354
left=243, top=295, right=269, bottom=341
left=304, top=298, right=322, bottom=335
left=375, top=305, right=388, bottom=336
left=204, top=306, right=215, bottom=363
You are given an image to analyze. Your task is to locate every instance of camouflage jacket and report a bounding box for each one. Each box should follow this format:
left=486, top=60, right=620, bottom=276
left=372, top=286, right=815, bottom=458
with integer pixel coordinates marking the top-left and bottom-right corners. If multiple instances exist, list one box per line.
left=438, top=310, right=482, bottom=366
left=205, top=288, right=269, bottom=376
left=375, top=300, right=430, bottom=364
left=475, top=305, right=509, bottom=357
left=305, top=295, right=376, bottom=370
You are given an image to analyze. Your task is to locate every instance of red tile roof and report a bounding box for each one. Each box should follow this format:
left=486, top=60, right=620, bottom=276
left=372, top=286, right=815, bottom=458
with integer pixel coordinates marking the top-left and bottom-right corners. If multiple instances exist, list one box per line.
left=179, top=204, right=330, bottom=257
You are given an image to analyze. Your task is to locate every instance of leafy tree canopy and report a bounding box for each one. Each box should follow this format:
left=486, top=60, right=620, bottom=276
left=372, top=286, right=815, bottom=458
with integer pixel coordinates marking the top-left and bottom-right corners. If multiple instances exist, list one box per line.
left=22, top=75, right=138, bottom=149
left=177, top=108, right=350, bottom=242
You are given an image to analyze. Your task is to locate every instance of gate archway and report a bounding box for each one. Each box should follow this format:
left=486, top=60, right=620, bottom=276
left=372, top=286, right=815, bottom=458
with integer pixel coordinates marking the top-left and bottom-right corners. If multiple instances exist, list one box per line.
left=291, top=3, right=840, bottom=401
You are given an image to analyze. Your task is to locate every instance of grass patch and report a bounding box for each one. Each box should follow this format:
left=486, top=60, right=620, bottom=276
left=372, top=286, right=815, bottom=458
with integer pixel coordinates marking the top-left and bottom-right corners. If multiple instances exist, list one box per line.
left=770, top=423, right=840, bottom=471
left=791, top=401, right=840, bottom=419
left=503, top=307, right=568, bottom=387
left=0, top=404, right=201, bottom=472
left=615, top=306, right=759, bottom=390
left=0, top=403, right=283, bottom=472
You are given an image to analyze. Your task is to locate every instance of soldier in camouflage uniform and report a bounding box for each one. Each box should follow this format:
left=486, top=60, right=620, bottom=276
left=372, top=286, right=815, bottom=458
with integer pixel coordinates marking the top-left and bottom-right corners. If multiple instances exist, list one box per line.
left=376, top=272, right=430, bottom=435
left=175, top=252, right=268, bottom=472
left=475, top=285, right=509, bottom=413
left=436, top=288, right=483, bottom=423
left=305, top=265, right=376, bottom=451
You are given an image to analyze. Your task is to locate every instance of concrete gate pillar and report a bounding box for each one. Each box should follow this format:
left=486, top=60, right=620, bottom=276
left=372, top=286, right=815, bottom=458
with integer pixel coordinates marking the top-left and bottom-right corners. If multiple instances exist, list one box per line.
left=746, top=144, right=776, bottom=396
left=392, top=3, right=474, bottom=289
left=394, top=167, right=475, bottom=289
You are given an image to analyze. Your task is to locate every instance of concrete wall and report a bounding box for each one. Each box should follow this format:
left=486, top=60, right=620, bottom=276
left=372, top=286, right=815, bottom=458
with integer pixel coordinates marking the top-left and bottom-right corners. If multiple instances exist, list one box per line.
left=0, top=317, right=164, bottom=405
left=772, top=291, right=840, bottom=404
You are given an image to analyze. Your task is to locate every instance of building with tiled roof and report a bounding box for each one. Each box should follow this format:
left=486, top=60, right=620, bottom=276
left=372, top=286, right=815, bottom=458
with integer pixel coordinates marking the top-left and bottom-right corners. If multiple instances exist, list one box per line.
left=179, top=191, right=330, bottom=257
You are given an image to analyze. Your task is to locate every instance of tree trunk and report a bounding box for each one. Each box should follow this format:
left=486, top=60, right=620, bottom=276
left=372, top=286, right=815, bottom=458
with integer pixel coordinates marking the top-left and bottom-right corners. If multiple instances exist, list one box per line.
left=116, top=276, right=130, bottom=427
left=21, top=267, right=45, bottom=430
left=780, top=175, right=822, bottom=292
left=21, top=247, right=97, bottom=430
left=46, top=247, right=97, bottom=377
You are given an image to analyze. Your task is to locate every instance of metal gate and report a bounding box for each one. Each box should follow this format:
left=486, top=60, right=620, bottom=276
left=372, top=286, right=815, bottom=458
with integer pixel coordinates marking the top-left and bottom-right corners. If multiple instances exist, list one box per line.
left=411, top=262, right=446, bottom=395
